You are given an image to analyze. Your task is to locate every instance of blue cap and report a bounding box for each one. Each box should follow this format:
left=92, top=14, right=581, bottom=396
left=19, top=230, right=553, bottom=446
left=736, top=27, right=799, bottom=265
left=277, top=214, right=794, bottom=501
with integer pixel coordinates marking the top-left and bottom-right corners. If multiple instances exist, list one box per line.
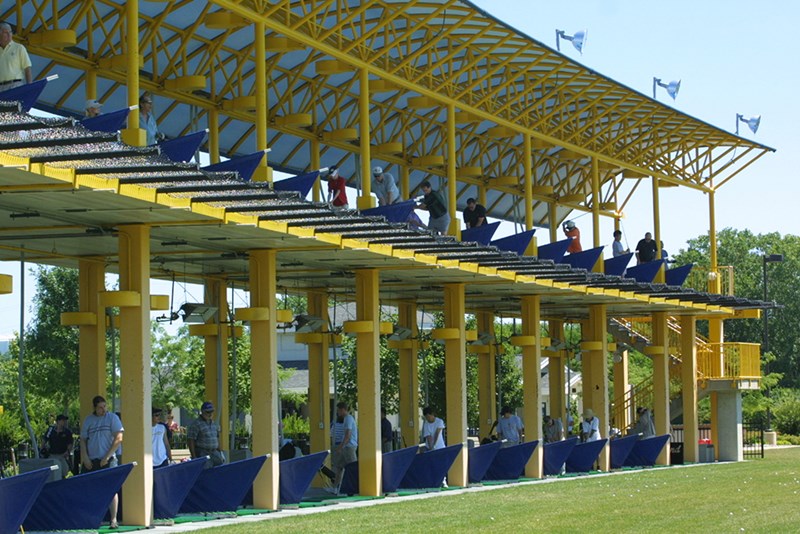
left=201, top=401, right=214, bottom=412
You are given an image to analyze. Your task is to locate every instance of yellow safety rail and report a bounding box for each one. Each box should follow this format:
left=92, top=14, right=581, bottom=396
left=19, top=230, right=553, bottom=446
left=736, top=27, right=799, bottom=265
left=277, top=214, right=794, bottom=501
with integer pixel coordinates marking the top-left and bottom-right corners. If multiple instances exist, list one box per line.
left=697, top=343, right=761, bottom=380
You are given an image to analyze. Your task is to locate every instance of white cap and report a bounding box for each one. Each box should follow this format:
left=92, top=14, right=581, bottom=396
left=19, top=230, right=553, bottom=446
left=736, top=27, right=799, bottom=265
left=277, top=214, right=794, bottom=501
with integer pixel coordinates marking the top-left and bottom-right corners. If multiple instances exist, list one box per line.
left=565, top=220, right=575, bottom=229
left=372, top=166, right=383, bottom=175
left=85, top=99, right=102, bottom=110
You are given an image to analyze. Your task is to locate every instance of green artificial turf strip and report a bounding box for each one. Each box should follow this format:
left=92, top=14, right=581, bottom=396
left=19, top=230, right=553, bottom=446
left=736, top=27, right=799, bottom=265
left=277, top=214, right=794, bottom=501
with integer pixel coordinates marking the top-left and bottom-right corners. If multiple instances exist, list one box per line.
left=200, top=447, right=800, bottom=533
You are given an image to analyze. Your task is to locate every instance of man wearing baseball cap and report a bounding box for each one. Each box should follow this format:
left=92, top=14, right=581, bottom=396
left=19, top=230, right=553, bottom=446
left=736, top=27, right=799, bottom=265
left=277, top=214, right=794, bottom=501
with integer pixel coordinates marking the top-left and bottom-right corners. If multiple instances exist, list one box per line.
left=187, top=401, right=224, bottom=467
left=85, top=99, right=102, bottom=118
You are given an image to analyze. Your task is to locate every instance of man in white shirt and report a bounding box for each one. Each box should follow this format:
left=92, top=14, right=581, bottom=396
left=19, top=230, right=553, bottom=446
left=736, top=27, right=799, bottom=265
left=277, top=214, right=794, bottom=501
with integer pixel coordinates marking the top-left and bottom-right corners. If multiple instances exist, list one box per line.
left=330, top=402, right=358, bottom=490
left=152, top=407, right=171, bottom=468
left=421, top=406, right=445, bottom=450
left=612, top=230, right=629, bottom=257
left=496, top=406, right=524, bottom=447
left=0, top=23, right=32, bottom=91
left=581, top=408, right=601, bottom=442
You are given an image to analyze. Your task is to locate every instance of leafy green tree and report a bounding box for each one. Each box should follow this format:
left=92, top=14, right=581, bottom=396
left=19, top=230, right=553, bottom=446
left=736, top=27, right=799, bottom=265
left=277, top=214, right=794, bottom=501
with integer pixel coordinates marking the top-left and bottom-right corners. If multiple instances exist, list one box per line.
left=150, top=323, right=205, bottom=411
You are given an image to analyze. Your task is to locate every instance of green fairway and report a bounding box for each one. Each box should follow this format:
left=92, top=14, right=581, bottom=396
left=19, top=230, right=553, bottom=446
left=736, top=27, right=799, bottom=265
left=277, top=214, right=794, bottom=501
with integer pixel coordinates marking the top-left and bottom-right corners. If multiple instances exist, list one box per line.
left=206, top=448, right=800, bottom=533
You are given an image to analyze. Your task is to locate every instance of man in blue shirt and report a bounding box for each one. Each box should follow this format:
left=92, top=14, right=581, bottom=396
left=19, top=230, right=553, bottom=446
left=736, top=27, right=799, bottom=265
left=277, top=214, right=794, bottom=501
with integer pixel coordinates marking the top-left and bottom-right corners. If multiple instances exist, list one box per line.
left=80, top=395, right=123, bottom=529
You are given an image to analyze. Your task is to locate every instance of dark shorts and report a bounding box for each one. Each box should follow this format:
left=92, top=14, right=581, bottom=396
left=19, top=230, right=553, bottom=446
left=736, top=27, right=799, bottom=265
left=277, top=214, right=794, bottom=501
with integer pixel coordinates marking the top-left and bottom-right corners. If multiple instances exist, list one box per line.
left=82, top=456, right=119, bottom=474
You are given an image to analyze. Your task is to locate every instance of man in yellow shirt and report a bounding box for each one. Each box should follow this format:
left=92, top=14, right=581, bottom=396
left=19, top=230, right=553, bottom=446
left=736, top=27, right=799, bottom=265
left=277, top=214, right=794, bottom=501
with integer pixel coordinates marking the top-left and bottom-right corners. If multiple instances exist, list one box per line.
left=0, top=23, right=32, bottom=91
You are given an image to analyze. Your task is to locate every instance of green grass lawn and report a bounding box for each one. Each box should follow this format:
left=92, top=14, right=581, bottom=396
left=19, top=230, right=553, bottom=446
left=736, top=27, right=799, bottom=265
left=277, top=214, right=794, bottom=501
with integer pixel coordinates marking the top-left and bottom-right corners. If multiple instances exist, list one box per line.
left=206, top=448, right=800, bottom=533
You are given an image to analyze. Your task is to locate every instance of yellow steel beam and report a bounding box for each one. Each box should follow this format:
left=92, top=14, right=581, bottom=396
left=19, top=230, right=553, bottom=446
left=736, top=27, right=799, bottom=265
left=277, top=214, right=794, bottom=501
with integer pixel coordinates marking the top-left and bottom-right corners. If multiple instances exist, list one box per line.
left=520, top=295, right=542, bottom=478
left=651, top=311, right=670, bottom=465
left=443, top=283, right=467, bottom=487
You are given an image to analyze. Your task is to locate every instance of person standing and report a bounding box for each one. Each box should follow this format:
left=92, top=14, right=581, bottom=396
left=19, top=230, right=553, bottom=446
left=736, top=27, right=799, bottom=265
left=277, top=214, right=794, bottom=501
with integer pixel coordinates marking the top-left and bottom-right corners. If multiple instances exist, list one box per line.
left=463, top=198, right=487, bottom=228
left=543, top=415, right=564, bottom=443
left=371, top=166, right=399, bottom=206
left=580, top=408, right=601, bottom=442
left=139, top=92, right=161, bottom=145
left=324, top=165, right=348, bottom=208
left=152, top=407, right=172, bottom=468
left=187, top=401, right=224, bottom=468
left=631, top=407, right=656, bottom=438
left=495, top=406, right=524, bottom=447
left=331, top=402, right=358, bottom=491
left=42, top=414, right=74, bottom=479
left=80, top=395, right=123, bottom=529
left=612, top=230, right=629, bottom=257
left=381, top=407, right=393, bottom=453
left=635, top=232, right=658, bottom=264
left=0, top=23, right=32, bottom=91
left=563, top=220, right=582, bottom=253
left=417, top=181, right=450, bottom=235
left=421, top=406, right=445, bottom=451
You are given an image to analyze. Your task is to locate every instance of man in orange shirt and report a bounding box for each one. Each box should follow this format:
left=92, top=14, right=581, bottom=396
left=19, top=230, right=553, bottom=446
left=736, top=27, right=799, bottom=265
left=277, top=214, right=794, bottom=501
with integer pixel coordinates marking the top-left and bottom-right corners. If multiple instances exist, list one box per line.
left=563, top=220, right=582, bottom=253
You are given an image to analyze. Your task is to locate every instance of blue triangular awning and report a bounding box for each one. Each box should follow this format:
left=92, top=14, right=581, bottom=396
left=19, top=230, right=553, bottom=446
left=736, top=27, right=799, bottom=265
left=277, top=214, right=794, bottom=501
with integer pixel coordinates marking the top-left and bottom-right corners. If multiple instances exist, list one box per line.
left=0, top=78, right=50, bottom=112
left=537, top=238, right=573, bottom=262
left=625, top=260, right=664, bottom=283
left=79, top=107, right=129, bottom=133
left=665, top=264, right=693, bottom=286
left=273, top=171, right=320, bottom=197
left=605, top=252, right=634, bottom=276
left=491, top=229, right=536, bottom=256
left=158, top=130, right=207, bottom=162
left=559, top=246, right=604, bottom=271
left=461, top=221, right=500, bottom=245
left=202, top=151, right=266, bottom=181
left=361, top=200, right=417, bottom=223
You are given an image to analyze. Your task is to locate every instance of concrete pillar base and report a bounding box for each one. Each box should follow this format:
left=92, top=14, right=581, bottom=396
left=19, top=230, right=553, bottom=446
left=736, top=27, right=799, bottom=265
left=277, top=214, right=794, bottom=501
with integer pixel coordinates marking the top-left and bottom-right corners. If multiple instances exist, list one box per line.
left=765, top=431, right=777, bottom=446
left=716, top=390, right=743, bottom=461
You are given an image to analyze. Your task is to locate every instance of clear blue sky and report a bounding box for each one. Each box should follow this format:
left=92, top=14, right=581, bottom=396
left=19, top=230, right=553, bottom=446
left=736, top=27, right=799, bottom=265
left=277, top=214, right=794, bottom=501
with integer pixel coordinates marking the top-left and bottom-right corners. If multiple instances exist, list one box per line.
left=0, top=1, right=794, bottom=337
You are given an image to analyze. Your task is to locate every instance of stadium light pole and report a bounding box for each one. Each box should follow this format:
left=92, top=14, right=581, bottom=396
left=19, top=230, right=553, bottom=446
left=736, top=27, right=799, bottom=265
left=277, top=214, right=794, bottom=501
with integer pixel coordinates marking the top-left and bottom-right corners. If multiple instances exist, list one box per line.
left=763, top=253, right=783, bottom=432
left=556, top=29, right=587, bottom=54
left=736, top=114, right=761, bottom=135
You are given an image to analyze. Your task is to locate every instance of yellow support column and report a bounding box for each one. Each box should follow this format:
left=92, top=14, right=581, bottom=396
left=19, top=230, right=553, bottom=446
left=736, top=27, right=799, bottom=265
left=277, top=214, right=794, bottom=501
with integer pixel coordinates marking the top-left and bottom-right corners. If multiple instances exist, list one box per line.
left=249, top=250, right=279, bottom=509
left=476, top=310, right=496, bottom=439
left=524, top=135, right=533, bottom=231
left=253, top=21, right=271, bottom=183
left=307, top=290, right=330, bottom=457
left=651, top=175, right=665, bottom=283
left=680, top=315, right=699, bottom=463
left=444, top=283, right=467, bottom=486
left=357, top=69, right=375, bottom=209
left=612, top=349, right=631, bottom=431
left=651, top=312, right=671, bottom=465
left=203, top=280, right=229, bottom=451
left=548, top=320, right=566, bottom=424
left=78, top=260, right=105, bottom=420
left=311, top=138, right=321, bottom=202
left=117, top=225, right=152, bottom=525
left=586, top=306, right=609, bottom=471
left=86, top=70, right=97, bottom=100
left=548, top=200, right=558, bottom=243
left=446, top=104, right=458, bottom=236
left=400, top=166, right=410, bottom=201
left=591, top=158, right=603, bottom=273
left=707, top=188, right=722, bottom=458
left=354, top=269, right=381, bottom=495
left=397, top=300, right=420, bottom=448
left=520, top=295, right=543, bottom=478
left=120, top=0, right=143, bottom=146
left=209, top=108, right=220, bottom=164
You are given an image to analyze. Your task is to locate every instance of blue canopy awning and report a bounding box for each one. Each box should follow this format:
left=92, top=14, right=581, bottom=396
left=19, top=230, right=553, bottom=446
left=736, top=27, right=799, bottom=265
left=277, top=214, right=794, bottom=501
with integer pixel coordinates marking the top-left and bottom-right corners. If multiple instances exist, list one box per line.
left=158, top=130, right=207, bottom=162
left=79, top=107, right=130, bottom=133
left=362, top=200, right=417, bottom=224
left=491, top=229, right=536, bottom=256
left=537, top=238, right=572, bottom=262
left=273, top=170, right=320, bottom=197
left=202, top=151, right=266, bottom=181
left=461, top=221, right=500, bottom=245
left=0, top=78, right=50, bottom=112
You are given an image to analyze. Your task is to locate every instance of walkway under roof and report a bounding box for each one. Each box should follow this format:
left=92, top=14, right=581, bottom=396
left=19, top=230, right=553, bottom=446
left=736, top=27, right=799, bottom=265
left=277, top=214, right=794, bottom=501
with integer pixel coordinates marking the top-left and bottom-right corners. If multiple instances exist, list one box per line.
left=4, top=0, right=774, bottom=231
left=0, top=101, right=767, bottom=320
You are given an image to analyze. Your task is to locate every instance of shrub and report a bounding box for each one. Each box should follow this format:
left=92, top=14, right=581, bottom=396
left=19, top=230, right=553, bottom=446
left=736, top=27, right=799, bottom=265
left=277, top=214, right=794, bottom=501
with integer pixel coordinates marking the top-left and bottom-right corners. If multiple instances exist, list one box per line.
left=282, top=412, right=310, bottom=438
left=0, top=411, right=27, bottom=453
left=772, top=393, right=800, bottom=436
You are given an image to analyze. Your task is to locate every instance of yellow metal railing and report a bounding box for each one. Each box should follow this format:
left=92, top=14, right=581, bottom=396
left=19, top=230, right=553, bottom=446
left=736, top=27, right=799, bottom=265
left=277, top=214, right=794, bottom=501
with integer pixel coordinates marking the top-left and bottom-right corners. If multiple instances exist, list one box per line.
left=697, top=342, right=761, bottom=379
left=685, top=265, right=735, bottom=296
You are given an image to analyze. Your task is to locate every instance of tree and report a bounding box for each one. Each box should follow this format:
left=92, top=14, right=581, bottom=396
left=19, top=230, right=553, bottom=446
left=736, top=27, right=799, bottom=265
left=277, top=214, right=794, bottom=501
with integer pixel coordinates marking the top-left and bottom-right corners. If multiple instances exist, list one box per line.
left=150, top=323, right=205, bottom=411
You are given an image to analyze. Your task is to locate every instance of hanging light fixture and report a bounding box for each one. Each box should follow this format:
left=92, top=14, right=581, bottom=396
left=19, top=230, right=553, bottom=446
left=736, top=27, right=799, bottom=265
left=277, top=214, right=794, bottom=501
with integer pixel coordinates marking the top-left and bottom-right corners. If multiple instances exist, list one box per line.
left=653, top=77, right=681, bottom=100
left=736, top=114, right=761, bottom=135
left=555, top=29, right=587, bottom=54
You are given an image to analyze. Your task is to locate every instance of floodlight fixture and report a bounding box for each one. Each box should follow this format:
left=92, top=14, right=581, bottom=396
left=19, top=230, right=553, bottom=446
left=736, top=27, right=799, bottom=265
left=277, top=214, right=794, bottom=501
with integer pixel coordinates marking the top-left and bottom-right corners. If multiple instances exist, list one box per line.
left=178, top=303, right=218, bottom=323
left=294, top=314, right=325, bottom=333
left=555, top=29, right=587, bottom=54
left=653, top=78, right=681, bottom=100
left=736, top=114, right=761, bottom=135
left=469, top=332, right=495, bottom=346
left=388, top=325, right=413, bottom=341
